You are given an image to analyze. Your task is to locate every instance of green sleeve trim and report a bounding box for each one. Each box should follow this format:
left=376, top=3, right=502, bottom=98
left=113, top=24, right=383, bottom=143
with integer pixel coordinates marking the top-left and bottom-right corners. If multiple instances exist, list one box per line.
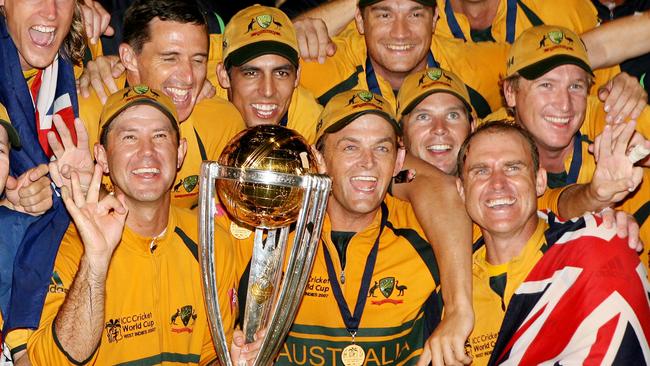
left=52, top=322, right=99, bottom=365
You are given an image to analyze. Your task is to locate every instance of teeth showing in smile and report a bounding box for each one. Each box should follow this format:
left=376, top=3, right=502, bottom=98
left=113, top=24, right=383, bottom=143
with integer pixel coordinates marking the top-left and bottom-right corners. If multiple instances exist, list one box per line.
left=486, top=197, right=516, bottom=208
left=167, top=88, right=189, bottom=96
left=351, top=176, right=377, bottom=192
left=132, top=168, right=160, bottom=175
left=545, top=116, right=570, bottom=125
left=32, top=25, right=55, bottom=33
left=386, top=44, right=412, bottom=51
left=427, top=144, right=452, bottom=152
left=252, top=104, right=278, bottom=117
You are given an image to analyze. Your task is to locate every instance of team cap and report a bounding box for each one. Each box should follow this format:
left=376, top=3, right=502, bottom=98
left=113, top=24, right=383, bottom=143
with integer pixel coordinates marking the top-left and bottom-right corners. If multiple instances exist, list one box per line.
left=315, top=90, right=400, bottom=142
left=397, top=67, right=472, bottom=121
left=223, top=5, right=299, bottom=69
left=99, top=85, right=178, bottom=139
left=506, top=25, right=593, bottom=80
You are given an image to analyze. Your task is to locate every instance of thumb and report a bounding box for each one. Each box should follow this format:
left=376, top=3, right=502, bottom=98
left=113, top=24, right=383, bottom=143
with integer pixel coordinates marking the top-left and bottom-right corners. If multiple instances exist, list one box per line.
left=29, top=164, right=50, bottom=182
left=327, top=41, right=337, bottom=57
left=5, top=175, right=18, bottom=190
left=598, top=86, right=609, bottom=103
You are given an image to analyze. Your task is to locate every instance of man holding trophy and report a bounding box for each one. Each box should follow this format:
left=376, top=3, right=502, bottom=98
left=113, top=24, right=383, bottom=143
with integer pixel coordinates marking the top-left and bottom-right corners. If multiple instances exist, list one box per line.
left=209, top=90, right=448, bottom=366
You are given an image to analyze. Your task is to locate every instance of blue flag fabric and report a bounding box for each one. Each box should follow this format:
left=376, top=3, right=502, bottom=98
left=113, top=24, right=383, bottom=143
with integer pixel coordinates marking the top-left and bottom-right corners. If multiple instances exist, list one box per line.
left=0, top=15, right=76, bottom=334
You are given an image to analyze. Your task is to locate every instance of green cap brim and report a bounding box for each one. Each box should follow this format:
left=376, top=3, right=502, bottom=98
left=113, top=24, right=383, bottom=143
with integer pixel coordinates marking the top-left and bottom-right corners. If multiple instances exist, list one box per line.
left=400, top=90, right=472, bottom=122
left=518, top=54, right=594, bottom=80
left=101, top=99, right=177, bottom=139
left=224, top=40, right=299, bottom=69
left=324, top=110, right=402, bottom=137
left=0, top=120, right=21, bottom=148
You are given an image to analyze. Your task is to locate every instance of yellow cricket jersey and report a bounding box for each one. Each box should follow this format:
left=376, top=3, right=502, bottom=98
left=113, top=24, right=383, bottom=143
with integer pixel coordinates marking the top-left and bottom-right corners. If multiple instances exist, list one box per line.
left=217, top=195, right=443, bottom=365
left=469, top=216, right=548, bottom=366
left=299, top=31, right=509, bottom=119
left=25, top=206, right=236, bottom=365
left=434, top=0, right=620, bottom=100
left=79, top=79, right=246, bottom=209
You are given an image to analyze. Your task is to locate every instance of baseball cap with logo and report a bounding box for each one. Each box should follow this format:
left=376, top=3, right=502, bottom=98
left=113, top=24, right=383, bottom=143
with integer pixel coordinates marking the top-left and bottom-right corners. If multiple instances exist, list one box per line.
left=397, top=67, right=473, bottom=121
left=223, top=5, right=299, bottom=69
left=506, top=25, right=593, bottom=80
left=0, top=103, right=20, bottom=148
left=358, top=0, right=436, bottom=8
left=315, top=89, right=400, bottom=142
left=99, top=85, right=179, bottom=140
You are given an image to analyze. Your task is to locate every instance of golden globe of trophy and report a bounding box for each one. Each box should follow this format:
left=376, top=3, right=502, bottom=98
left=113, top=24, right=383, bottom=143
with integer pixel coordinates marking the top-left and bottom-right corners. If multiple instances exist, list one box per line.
left=199, top=125, right=331, bottom=366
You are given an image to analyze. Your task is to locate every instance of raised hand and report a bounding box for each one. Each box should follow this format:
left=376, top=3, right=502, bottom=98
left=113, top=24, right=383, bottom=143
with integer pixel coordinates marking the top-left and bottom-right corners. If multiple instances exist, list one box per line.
left=48, top=115, right=94, bottom=195
left=3, top=164, right=53, bottom=215
left=61, top=164, right=128, bottom=274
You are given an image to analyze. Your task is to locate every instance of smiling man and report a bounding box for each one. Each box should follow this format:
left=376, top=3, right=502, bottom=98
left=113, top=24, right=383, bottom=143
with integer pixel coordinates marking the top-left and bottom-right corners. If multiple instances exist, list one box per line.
left=22, top=85, right=240, bottom=365
left=216, top=5, right=323, bottom=143
left=457, top=121, right=650, bottom=365
left=78, top=0, right=246, bottom=209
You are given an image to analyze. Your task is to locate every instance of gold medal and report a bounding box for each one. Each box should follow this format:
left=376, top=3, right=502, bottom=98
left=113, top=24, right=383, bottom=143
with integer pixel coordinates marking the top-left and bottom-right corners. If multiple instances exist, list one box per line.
left=341, top=344, right=365, bottom=366
left=230, top=222, right=252, bottom=239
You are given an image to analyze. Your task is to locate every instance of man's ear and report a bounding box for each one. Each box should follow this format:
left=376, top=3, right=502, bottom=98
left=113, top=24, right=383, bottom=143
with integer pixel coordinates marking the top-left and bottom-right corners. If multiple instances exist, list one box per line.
left=177, top=138, right=188, bottom=170
left=535, top=167, right=547, bottom=197
left=432, top=5, right=440, bottom=29
left=119, top=43, right=139, bottom=74
left=354, top=7, right=365, bottom=35
left=216, top=63, right=231, bottom=89
left=392, top=147, right=407, bottom=177
left=311, top=145, right=327, bottom=175
left=456, top=177, right=466, bottom=203
left=94, top=143, right=110, bottom=174
left=503, top=79, right=517, bottom=108
left=294, top=65, right=301, bottom=89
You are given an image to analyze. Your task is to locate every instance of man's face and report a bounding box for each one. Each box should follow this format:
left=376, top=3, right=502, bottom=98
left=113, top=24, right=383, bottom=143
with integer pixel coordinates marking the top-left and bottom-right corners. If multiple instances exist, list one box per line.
left=127, top=19, right=208, bottom=122
left=459, top=131, right=546, bottom=237
left=322, top=114, right=404, bottom=217
left=0, top=127, right=9, bottom=194
left=355, top=0, right=435, bottom=80
left=1, top=0, right=75, bottom=70
left=403, top=92, right=471, bottom=174
left=217, top=54, right=298, bottom=127
left=505, top=64, right=589, bottom=154
left=96, top=104, right=187, bottom=204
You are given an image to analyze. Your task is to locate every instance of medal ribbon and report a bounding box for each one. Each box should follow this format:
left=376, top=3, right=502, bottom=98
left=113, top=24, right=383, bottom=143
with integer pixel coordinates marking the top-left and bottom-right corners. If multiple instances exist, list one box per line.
left=566, top=131, right=583, bottom=184
left=444, top=0, right=518, bottom=43
left=365, top=52, right=437, bottom=96
left=280, top=113, right=288, bottom=127
left=322, top=202, right=388, bottom=334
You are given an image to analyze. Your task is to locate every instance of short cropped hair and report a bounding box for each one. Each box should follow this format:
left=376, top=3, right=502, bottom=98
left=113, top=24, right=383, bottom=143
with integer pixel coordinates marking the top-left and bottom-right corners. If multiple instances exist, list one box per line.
left=456, top=120, right=540, bottom=179
left=123, top=0, right=207, bottom=54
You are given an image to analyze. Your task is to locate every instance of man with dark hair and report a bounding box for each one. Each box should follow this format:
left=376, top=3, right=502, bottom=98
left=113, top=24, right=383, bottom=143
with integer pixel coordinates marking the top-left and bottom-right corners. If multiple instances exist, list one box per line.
left=78, top=0, right=245, bottom=209
left=457, top=121, right=650, bottom=365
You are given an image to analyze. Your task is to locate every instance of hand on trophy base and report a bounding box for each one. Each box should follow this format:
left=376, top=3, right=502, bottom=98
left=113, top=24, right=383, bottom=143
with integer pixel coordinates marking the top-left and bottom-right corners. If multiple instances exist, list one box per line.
left=230, top=328, right=267, bottom=366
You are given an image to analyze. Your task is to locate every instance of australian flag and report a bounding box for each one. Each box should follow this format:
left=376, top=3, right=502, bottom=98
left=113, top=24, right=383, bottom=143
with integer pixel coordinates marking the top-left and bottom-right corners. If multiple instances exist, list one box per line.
left=489, top=212, right=650, bottom=365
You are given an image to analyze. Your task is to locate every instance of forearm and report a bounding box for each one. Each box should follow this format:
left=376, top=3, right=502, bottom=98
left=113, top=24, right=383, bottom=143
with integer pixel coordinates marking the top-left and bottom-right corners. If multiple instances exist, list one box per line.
left=557, top=183, right=610, bottom=218
left=293, top=0, right=356, bottom=36
left=392, top=155, right=473, bottom=313
left=583, top=11, right=650, bottom=69
left=52, top=256, right=107, bottom=363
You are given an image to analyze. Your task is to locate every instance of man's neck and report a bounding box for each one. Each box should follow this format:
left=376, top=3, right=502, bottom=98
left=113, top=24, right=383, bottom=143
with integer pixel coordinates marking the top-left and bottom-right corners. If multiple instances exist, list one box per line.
left=450, top=0, right=500, bottom=30
left=537, top=139, right=575, bottom=173
left=369, top=56, right=428, bottom=91
left=121, top=193, right=172, bottom=238
left=481, top=215, right=540, bottom=265
left=327, top=202, right=378, bottom=233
